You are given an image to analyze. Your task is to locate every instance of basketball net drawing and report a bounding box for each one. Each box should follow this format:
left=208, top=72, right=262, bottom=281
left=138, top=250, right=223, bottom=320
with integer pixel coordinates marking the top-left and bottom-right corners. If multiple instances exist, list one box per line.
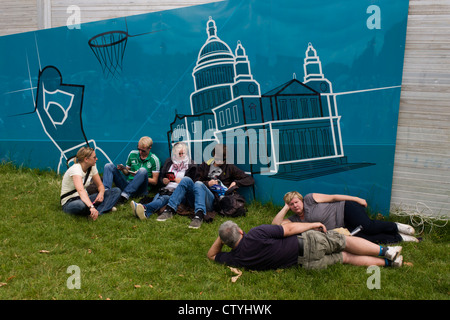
left=88, top=18, right=167, bottom=78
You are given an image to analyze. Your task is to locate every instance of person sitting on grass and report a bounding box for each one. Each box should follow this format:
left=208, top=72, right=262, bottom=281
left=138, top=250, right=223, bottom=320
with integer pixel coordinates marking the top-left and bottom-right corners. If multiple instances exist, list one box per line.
left=130, top=142, right=195, bottom=219
left=60, top=146, right=121, bottom=221
left=208, top=220, right=404, bottom=271
left=156, top=144, right=254, bottom=229
left=102, top=136, right=161, bottom=204
left=272, top=191, right=418, bottom=244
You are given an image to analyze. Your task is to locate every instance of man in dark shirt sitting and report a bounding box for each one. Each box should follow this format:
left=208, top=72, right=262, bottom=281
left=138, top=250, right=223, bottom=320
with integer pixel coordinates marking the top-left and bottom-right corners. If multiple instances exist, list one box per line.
left=207, top=221, right=404, bottom=270
left=157, top=144, right=254, bottom=229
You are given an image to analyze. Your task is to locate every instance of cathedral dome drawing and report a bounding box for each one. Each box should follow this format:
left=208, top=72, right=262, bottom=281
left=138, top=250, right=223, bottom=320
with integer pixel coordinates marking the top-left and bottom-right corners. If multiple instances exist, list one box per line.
left=196, top=17, right=234, bottom=67
left=190, top=17, right=236, bottom=113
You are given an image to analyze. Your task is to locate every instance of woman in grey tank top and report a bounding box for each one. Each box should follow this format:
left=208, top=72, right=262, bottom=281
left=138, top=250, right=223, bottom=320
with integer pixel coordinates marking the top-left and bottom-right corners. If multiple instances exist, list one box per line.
left=272, top=192, right=418, bottom=244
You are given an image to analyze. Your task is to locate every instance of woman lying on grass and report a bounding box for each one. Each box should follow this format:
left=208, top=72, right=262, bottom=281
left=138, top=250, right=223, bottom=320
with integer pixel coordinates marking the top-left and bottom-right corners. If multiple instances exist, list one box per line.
left=273, top=191, right=419, bottom=244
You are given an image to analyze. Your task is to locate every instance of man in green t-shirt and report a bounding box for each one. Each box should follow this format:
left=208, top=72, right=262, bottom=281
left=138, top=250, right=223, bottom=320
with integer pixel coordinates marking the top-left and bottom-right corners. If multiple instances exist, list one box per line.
left=103, top=136, right=161, bottom=204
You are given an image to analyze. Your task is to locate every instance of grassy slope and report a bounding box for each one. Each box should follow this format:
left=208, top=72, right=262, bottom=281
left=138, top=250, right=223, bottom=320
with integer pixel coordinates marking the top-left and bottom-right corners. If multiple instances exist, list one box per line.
left=0, top=163, right=448, bottom=300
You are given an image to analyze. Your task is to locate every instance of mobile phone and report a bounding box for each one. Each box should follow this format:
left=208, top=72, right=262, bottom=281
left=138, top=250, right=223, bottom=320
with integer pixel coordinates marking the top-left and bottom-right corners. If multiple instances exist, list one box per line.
left=166, top=172, right=175, bottom=181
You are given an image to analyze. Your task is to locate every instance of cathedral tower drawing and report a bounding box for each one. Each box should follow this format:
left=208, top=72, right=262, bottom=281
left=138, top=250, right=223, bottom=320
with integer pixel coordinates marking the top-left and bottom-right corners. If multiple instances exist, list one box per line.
left=168, top=17, right=370, bottom=179
left=190, top=17, right=236, bottom=114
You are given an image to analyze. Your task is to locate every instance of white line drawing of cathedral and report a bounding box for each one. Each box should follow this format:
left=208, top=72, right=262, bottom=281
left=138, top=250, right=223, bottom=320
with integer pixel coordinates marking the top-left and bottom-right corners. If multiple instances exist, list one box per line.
left=168, top=17, right=374, bottom=179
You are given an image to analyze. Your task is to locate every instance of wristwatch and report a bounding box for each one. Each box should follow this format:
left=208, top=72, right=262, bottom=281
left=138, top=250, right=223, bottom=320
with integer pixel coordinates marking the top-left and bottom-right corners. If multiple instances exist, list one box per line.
left=90, top=205, right=95, bottom=209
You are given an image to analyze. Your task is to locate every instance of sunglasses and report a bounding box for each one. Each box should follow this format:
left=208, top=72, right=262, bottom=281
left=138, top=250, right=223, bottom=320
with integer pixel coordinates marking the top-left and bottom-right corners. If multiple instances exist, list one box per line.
left=137, top=145, right=150, bottom=152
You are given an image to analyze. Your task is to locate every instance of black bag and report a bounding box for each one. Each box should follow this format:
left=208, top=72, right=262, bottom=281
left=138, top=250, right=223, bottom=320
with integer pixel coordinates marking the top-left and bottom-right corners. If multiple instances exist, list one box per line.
left=218, top=187, right=247, bottom=217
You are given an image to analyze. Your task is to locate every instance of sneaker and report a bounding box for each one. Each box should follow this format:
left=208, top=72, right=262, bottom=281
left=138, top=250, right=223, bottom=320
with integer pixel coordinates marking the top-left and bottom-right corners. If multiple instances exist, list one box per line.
left=130, top=201, right=138, bottom=218
left=396, top=222, right=415, bottom=235
left=400, top=233, right=419, bottom=242
left=188, top=217, right=202, bottom=229
left=391, top=255, right=403, bottom=268
left=135, top=203, right=147, bottom=220
left=130, top=200, right=146, bottom=220
left=385, top=246, right=402, bottom=261
left=157, top=208, right=174, bottom=221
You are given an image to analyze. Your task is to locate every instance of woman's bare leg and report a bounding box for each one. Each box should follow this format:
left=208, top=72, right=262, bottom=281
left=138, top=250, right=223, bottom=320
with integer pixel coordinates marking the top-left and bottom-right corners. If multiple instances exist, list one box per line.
left=344, top=235, right=381, bottom=256
left=342, top=251, right=385, bottom=266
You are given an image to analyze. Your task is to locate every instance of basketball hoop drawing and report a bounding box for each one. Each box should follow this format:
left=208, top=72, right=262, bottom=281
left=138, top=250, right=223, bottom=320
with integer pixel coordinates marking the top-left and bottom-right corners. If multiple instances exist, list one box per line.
left=88, top=19, right=167, bottom=78
left=88, top=31, right=128, bottom=78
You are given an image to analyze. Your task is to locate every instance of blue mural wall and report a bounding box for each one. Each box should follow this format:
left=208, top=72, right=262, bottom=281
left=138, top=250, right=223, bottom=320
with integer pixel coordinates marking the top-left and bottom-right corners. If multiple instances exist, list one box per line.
left=0, top=0, right=409, bottom=214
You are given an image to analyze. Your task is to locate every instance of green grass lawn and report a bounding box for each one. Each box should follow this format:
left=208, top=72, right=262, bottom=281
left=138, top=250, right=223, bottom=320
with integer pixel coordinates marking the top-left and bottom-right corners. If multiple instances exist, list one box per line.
left=0, top=162, right=448, bottom=301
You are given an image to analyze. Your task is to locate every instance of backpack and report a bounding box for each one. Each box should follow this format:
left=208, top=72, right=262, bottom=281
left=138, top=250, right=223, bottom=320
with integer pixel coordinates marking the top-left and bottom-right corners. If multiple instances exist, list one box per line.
left=218, top=191, right=247, bottom=217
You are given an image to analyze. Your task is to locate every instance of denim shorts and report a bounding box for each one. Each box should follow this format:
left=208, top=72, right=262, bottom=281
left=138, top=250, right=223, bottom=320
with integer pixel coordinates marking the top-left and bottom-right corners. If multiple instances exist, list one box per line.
left=297, top=230, right=346, bottom=269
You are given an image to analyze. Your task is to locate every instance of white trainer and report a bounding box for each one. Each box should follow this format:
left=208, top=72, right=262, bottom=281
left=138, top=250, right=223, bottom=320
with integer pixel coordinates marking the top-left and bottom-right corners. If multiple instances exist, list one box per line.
left=135, top=203, right=147, bottom=220
left=385, top=246, right=402, bottom=261
left=392, top=255, right=403, bottom=268
left=400, top=233, right=419, bottom=242
left=130, top=200, right=147, bottom=220
left=396, top=222, right=415, bottom=235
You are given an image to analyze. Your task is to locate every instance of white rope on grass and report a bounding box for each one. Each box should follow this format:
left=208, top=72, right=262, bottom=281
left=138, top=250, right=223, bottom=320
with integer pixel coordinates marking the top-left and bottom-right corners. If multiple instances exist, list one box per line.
left=390, top=202, right=449, bottom=234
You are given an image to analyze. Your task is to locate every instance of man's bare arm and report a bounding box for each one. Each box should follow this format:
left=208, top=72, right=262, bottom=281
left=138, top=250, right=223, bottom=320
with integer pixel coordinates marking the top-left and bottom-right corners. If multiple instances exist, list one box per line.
left=282, top=222, right=327, bottom=237
left=207, top=236, right=224, bottom=261
left=272, top=204, right=292, bottom=225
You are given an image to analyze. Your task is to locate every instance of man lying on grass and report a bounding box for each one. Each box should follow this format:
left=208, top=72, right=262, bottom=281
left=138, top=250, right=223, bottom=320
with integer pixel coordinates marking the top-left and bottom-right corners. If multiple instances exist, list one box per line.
left=207, top=221, right=403, bottom=270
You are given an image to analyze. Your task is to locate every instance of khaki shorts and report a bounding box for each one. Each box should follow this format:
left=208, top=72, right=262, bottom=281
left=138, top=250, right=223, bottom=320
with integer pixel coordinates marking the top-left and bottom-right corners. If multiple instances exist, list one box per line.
left=297, top=230, right=346, bottom=270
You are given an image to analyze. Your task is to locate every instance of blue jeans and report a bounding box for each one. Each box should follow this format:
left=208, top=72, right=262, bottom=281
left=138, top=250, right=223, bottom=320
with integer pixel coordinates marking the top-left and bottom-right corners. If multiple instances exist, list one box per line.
left=62, top=187, right=121, bottom=216
left=103, top=163, right=149, bottom=198
left=167, top=177, right=214, bottom=216
left=143, top=193, right=171, bottom=217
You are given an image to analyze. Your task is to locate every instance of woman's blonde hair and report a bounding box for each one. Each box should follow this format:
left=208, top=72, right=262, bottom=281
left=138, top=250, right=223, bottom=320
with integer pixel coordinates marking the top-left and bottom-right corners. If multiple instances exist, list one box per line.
left=75, top=146, right=94, bottom=164
left=283, top=191, right=303, bottom=204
